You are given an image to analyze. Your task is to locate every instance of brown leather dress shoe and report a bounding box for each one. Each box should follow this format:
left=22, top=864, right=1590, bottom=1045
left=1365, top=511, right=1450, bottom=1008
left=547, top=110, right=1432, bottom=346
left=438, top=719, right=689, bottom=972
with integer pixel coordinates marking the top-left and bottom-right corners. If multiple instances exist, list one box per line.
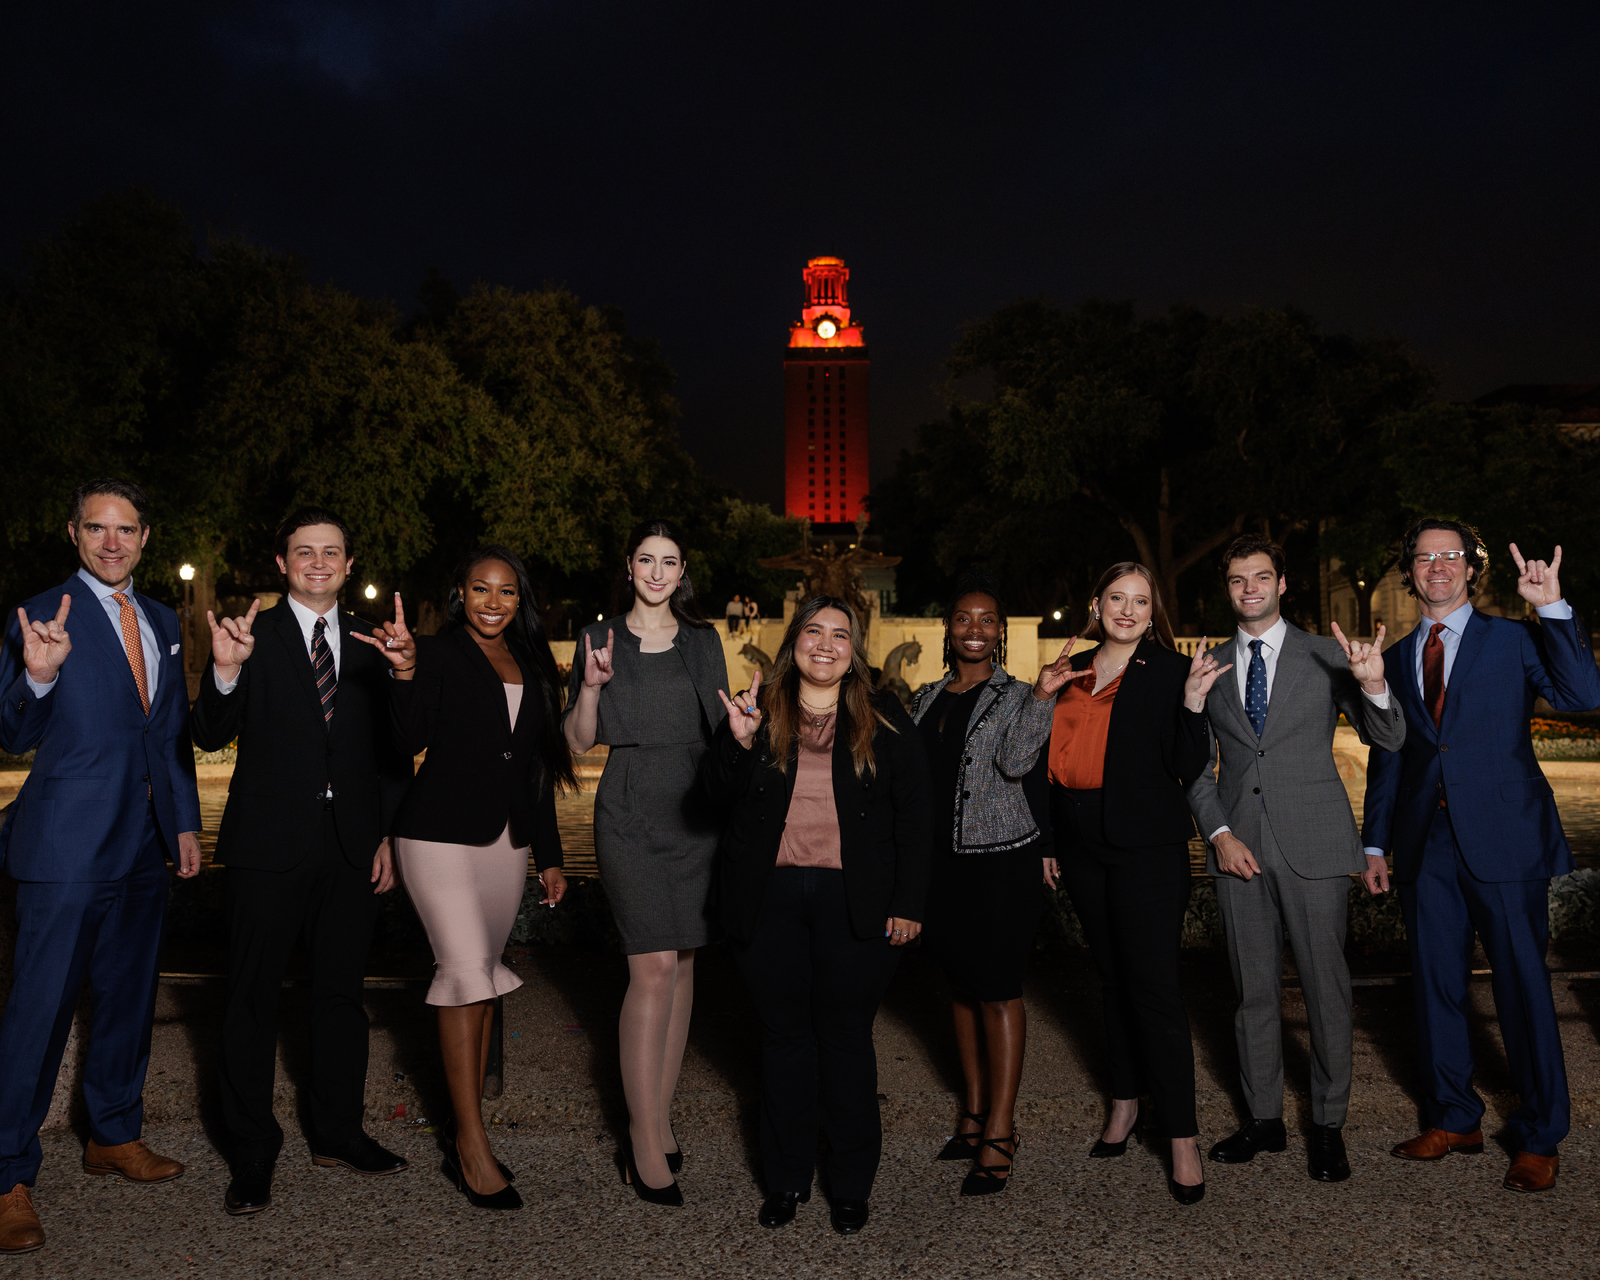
left=83, top=1139, right=185, bottom=1183
left=1390, top=1128, right=1484, bottom=1160
left=1504, top=1152, right=1558, bottom=1192
left=0, top=1184, right=45, bottom=1254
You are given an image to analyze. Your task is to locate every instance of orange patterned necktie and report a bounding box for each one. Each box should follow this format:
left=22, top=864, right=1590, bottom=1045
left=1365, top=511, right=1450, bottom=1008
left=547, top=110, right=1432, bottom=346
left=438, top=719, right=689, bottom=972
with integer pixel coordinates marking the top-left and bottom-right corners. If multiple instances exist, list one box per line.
left=111, top=591, right=151, bottom=715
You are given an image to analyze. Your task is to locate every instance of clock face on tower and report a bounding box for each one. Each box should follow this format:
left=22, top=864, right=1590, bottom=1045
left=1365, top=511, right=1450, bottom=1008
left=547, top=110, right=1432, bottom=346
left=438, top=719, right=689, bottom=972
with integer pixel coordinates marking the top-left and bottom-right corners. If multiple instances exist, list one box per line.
left=815, top=318, right=837, bottom=340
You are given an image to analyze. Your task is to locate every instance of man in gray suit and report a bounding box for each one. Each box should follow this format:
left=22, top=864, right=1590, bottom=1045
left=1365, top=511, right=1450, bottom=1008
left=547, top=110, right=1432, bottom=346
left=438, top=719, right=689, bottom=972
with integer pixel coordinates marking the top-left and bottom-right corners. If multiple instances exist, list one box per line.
left=1189, top=535, right=1405, bottom=1182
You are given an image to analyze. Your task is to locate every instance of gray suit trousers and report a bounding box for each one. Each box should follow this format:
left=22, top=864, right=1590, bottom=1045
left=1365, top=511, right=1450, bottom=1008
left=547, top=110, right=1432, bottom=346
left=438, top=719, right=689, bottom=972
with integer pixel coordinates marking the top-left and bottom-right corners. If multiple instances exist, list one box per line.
left=1214, top=821, right=1352, bottom=1126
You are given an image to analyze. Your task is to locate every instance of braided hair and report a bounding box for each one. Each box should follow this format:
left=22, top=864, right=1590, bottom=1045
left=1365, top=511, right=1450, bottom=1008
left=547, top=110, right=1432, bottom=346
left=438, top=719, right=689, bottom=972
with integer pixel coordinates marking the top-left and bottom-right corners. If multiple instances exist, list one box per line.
left=942, top=570, right=1007, bottom=672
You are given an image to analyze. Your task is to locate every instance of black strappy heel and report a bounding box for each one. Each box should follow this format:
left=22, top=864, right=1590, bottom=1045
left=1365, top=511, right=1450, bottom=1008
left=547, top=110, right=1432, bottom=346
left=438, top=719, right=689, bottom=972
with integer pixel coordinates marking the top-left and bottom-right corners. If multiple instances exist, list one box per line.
left=1090, top=1102, right=1143, bottom=1158
left=937, top=1109, right=990, bottom=1161
left=961, top=1131, right=1020, bottom=1197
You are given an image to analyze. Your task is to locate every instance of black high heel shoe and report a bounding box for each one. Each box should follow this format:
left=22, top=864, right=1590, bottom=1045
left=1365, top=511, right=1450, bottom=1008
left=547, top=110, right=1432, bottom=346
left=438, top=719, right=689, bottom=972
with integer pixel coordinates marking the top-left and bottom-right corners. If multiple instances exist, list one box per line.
left=442, top=1119, right=516, bottom=1183
left=440, top=1149, right=522, bottom=1210
left=665, top=1124, right=683, bottom=1176
left=617, top=1137, right=683, bottom=1207
left=960, top=1131, right=1020, bottom=1197
left=1168, top=1174, right=1206, bottom=1206
left=1090, top=1102, right=1143, bottom=1158
left=936, top=1109, right=990, bottom=1161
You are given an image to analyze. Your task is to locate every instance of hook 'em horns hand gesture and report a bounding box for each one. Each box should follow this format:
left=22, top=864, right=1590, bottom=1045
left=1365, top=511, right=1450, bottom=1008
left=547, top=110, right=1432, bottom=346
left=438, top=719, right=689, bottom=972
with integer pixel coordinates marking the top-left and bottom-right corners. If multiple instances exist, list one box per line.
left=206, top=598, right=260, bottom=684
left=18, top=594, right=72, bottom=687
left=1032, top=644, right=1097, bottom=701
left=351, top=593, right=418, bottom=679
left=1510, top=542, right=1563, bottom=610
left=1330, top=621, right=1388, bottom=695
left=716, top=670, right=763, bottom=750
left=1183, top=639, right=1233, bottom=712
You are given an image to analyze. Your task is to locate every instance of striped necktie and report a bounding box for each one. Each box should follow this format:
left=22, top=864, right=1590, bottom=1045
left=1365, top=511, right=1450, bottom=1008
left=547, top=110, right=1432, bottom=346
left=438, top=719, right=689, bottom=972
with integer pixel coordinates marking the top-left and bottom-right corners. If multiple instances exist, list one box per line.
left=312, top=617, right=336, bottom=727
left=110, top=591, right=150, bottom=715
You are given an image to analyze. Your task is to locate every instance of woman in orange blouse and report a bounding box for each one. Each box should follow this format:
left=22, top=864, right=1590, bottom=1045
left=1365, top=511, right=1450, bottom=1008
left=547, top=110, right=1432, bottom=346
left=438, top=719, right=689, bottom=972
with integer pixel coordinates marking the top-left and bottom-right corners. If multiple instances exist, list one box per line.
left=1048, top=562, right=1229, bottom=1204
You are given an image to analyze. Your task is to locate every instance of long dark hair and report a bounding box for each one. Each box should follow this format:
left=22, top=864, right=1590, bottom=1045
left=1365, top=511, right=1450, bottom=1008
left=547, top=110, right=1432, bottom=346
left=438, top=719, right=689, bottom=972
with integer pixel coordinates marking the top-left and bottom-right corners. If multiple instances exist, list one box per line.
left=942, top=569, right=1008, bottom=672
left=1079, top=561, right=1177, bottom=650
left=760, top=594, right=894, bottom=779
left=446, top=545, right=576, bottom=795
left=616, top=520, right=713, bottom=628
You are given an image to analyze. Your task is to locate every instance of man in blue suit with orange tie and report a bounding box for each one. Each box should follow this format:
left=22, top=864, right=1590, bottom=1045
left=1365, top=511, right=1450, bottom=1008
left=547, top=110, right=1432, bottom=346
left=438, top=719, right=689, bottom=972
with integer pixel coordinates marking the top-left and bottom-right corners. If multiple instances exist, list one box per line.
left=1362, top=518, right=1600, bottom=1193
left=0, top=479, right=202, bottom=1254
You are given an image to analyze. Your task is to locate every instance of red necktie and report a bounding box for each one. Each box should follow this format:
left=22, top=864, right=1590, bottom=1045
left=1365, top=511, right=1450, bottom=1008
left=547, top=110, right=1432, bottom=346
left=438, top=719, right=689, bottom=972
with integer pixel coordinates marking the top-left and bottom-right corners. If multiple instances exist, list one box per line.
left=1422, top=621, right=1446, bottom=728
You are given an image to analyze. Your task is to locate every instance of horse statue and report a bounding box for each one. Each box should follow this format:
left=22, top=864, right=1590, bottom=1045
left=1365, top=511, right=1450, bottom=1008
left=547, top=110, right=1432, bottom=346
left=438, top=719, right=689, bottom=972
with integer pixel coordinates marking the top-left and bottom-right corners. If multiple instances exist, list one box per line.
left=876, top=638, right=923, bottom=709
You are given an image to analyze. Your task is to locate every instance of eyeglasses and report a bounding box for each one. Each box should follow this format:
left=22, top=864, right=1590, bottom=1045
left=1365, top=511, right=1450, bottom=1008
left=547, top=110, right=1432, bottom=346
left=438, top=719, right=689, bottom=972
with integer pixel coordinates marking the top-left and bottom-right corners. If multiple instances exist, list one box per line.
left=1412, top=551, right=1470, bottom=566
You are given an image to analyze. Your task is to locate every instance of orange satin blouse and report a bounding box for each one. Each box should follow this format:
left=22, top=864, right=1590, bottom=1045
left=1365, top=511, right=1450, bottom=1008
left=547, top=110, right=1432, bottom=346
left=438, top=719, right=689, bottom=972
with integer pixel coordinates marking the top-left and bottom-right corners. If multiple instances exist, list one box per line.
left=1047, top=674, right=1121, bottom=790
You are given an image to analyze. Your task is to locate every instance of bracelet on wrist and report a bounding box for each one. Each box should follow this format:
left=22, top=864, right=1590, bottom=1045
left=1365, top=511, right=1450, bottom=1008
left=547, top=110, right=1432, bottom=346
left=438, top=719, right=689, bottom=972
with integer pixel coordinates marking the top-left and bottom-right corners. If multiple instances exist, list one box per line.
left=393, top=663, right=415, bottom=672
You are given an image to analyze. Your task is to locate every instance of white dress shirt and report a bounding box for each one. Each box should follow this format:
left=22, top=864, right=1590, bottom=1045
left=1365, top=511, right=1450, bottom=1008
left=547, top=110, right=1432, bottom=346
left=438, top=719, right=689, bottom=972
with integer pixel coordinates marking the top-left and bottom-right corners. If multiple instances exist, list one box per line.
left=1210, top=616, right=1390, bottom=842
left=1363, top=597, right=1574, bottom=858
left=214, top=593, right=339, bottom=695
left=27, top=568, right=161, bottom=700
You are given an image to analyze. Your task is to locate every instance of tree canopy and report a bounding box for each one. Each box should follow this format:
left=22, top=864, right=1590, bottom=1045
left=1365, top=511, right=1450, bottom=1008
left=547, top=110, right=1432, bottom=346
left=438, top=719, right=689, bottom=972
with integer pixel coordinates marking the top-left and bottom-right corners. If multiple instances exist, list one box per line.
left=0, top=190, right=802, bottom=634
left=874, top=298, right=1452, bottom=631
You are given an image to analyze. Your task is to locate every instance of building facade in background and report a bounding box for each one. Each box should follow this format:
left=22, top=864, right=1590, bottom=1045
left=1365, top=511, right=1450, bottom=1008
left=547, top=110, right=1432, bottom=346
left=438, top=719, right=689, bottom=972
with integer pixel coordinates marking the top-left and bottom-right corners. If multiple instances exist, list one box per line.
left=783, top=256, right=870, bottom=526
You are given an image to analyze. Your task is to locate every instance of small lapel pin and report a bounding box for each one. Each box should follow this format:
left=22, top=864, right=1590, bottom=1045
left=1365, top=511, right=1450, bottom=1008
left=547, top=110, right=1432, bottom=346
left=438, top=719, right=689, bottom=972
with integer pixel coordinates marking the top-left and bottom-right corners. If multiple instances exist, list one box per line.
left=1135, top=658, right=1146, bottom=665
left=169, top=643, right=181, bottom=655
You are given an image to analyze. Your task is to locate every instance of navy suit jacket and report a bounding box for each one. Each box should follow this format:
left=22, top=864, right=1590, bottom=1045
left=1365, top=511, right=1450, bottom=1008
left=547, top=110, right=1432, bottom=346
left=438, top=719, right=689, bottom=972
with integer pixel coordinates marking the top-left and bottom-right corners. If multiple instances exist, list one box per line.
left=0, top=576, right=201, bottom=882
left=1362, top=608, right=1600, bottom=884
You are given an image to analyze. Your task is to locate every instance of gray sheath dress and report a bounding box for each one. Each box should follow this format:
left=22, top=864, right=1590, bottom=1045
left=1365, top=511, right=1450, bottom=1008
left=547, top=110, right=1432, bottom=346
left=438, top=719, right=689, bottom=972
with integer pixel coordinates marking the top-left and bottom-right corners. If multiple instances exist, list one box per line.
left=567, top=618, right=730, bottom=954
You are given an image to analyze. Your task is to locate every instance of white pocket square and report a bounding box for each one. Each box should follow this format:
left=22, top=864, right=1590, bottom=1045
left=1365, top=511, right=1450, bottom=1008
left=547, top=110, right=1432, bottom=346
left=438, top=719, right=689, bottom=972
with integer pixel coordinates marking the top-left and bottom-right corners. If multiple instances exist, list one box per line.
left=170, top=643, right=181, bottom=655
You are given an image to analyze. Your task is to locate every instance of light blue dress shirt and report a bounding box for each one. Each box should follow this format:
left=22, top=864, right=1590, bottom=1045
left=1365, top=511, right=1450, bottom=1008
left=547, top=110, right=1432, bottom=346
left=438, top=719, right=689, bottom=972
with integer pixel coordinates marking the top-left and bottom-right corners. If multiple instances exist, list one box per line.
left=26, top=567, right=162, bottom=701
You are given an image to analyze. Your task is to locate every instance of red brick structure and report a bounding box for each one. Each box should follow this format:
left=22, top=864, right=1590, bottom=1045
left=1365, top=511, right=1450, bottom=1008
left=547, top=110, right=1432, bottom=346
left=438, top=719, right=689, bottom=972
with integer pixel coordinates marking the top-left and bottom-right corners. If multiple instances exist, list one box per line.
left=783, top=256, right=870, bottom=524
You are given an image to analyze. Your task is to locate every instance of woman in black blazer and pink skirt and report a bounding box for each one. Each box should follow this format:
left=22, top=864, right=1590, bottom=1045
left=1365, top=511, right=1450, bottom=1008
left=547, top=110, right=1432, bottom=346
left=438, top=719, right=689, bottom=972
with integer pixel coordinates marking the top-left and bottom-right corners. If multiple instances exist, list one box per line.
left=358, top=546, right=573, bottom=1212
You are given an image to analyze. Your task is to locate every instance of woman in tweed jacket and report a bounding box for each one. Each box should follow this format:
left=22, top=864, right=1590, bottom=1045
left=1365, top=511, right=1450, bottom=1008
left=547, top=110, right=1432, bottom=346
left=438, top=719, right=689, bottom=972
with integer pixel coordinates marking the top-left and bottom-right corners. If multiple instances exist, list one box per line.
left=909, top=572, right=1088, bottom=1194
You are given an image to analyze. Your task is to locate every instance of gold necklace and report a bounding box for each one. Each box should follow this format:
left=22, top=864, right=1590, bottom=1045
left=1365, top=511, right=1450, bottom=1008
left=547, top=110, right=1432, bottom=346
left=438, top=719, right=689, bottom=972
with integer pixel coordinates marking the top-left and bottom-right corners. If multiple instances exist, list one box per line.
left=798, top=696, right=838, bottom=727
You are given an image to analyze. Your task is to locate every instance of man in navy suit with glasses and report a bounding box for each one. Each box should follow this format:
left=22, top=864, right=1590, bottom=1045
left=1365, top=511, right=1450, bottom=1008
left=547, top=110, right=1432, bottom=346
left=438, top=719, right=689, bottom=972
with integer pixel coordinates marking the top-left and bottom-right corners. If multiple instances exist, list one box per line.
left=0, top=479, right=202, bottom=1255
left=1362, top=518, right=1600, bottom=1193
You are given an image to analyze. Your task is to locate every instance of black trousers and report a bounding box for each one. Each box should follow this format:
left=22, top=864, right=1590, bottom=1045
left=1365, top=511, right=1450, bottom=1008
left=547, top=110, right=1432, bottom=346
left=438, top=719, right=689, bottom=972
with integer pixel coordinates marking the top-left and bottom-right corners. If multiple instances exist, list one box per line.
left=1054, top=786, right=1198, bottom=1138
left=732, top=867, right=900, bottom=1200
left=218, top=809, right=379, bottom=1165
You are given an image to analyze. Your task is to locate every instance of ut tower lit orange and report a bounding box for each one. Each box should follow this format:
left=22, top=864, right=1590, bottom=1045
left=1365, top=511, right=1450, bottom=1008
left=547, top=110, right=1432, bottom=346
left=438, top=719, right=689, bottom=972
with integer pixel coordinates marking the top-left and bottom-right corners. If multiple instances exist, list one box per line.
left=783, top=257, right=869, bottom=525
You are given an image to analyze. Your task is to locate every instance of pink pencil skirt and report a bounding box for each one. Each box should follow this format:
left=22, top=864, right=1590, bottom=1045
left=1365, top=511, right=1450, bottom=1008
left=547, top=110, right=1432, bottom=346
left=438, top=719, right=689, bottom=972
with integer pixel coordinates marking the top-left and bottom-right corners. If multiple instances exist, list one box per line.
left=395, top=824, right=528, bottom=1007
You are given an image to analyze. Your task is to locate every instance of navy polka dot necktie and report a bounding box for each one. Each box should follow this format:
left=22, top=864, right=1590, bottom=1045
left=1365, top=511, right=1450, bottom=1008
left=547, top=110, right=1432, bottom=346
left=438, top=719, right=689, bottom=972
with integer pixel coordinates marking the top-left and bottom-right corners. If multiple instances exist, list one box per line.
left=1245, top=638, right=1267, bottom=737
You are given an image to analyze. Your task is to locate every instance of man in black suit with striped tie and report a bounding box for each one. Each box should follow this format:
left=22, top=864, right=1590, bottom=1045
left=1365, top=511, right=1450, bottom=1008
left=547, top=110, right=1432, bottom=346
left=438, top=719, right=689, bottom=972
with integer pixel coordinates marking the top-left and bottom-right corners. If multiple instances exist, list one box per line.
left=190, top=508, right=413, bottom=1215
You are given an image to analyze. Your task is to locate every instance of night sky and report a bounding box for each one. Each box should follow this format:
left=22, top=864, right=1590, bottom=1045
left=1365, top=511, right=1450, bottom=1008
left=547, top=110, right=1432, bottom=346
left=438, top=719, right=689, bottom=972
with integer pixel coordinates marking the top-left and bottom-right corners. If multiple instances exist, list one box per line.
left=5, top=2, right=1598, bottom=511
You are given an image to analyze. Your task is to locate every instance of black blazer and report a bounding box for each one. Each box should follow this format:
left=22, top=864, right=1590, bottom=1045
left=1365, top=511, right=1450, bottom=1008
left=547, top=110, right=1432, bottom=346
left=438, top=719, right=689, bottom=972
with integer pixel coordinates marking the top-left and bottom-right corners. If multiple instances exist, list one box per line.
left=190, top=601, right=413, bottom=872
left=388, top=627, right=562, bottom=871
left=702, top=688, right=932, bottom=943
left=1063, top=638, right=1209, bottom=849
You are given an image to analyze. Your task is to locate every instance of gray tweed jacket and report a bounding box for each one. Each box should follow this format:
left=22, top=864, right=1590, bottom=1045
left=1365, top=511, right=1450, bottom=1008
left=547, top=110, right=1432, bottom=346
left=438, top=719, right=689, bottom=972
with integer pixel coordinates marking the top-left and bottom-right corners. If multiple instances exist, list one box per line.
left=909, top=665, right=1055, bottom=854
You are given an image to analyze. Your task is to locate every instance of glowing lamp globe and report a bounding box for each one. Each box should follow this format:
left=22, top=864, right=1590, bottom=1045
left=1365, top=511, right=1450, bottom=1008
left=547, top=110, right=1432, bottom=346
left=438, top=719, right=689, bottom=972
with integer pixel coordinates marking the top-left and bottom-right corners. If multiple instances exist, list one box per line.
left=363, top=584, right=378, bottom=600
left=178, top=564, right=196, bottom=582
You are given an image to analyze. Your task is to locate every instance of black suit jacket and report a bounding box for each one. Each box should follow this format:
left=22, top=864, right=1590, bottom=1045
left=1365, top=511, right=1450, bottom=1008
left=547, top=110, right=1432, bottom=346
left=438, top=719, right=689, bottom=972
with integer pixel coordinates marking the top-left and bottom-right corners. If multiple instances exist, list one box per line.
left=1065, top=639, right=1208, bottom=848
left=702, top=688, right=932, bottom=943
left=190, top=601, right=413, bottom=872
left=387, top=627, right=563, bottom=871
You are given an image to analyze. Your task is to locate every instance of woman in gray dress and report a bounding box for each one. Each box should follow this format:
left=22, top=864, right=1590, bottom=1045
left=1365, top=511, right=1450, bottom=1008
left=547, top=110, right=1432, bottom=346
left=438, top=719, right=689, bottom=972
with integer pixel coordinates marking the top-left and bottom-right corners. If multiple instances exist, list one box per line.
left=563, top=520, right=730, bottom=1206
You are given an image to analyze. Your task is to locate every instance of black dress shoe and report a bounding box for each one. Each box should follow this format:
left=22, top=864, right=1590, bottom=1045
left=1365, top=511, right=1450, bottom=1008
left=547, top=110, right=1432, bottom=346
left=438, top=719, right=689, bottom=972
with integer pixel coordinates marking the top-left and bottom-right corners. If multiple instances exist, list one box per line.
left=1306, top=1123, right=1351, bottom=1182
left=758, top=1189, right=810, bottom=1228
left=1208, top=1118, right=1287, bottom=1164
left=830, top=1199, right=869, bottom=1235
left=311, top=1134, right=410, bottom=1176
left=1089, top=1103, right=1143, bottom=1158
left=224, top=1161, right=274, bottom=1216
